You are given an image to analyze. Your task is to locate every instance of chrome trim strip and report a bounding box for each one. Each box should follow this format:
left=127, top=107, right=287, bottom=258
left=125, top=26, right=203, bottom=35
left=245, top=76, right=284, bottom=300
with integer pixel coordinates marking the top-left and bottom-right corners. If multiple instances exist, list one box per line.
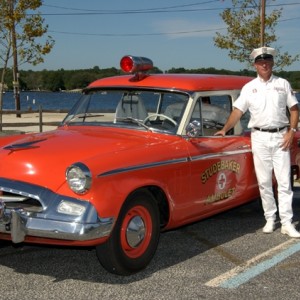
left=98, top=157, right=189, bottom=177
left=190, top=149, right=252, bottom=162
left=98, top=149, right=251, bottom=177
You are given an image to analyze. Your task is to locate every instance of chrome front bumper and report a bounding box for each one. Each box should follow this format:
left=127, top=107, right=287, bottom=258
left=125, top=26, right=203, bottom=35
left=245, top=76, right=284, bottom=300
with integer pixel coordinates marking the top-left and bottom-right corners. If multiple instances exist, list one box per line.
left=0, top=178, right=114, bottom=243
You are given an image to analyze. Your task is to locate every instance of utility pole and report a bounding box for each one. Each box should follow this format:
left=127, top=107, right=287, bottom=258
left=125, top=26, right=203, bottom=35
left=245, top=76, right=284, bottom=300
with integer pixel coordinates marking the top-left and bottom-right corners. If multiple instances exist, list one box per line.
left=10, top=0, right=21, bottom=117
left=260, top=0, right=266, bottom=46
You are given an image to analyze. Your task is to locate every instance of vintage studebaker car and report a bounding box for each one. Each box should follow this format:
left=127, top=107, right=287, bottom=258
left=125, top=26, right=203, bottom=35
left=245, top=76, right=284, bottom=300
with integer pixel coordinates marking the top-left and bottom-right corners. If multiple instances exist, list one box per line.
left=0, top=56, right=299, bottom=275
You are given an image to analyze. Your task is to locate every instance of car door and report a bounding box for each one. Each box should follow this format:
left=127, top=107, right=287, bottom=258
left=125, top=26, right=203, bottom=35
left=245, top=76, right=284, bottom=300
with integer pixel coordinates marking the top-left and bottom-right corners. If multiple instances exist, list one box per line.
left=184, top=95, right=260, bottom=219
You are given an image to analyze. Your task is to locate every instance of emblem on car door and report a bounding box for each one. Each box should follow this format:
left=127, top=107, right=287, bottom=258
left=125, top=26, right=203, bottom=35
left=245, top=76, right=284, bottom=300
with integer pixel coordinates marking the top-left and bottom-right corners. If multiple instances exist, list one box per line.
left=217, top=172, right=226, bottom=190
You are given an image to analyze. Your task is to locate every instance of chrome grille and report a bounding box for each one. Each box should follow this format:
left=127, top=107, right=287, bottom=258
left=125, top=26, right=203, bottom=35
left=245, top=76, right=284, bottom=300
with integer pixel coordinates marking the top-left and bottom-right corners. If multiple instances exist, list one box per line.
left=0, top=191, right=43, bottom=212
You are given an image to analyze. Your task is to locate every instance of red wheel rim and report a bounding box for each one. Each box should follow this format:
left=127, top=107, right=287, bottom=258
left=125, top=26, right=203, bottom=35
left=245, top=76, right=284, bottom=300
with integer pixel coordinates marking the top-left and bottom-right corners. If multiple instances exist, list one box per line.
left=120, top=205, right=153, bottom=259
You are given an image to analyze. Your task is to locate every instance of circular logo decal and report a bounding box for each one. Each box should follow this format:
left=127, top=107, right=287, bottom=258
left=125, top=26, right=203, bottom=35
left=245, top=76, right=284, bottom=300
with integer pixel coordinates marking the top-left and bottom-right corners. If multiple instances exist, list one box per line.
left=217, top=172, right=226, bottom=190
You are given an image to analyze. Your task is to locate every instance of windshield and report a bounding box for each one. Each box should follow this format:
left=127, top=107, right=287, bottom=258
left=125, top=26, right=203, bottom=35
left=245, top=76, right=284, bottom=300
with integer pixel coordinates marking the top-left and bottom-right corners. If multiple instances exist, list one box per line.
left=62, top=90, right=189, bottom=133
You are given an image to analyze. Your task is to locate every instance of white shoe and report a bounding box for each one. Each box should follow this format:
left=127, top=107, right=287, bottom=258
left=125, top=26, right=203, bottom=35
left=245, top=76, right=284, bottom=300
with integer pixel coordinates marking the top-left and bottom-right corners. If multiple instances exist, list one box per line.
left=262, top=220, right=275, bottom=233
left=281, top=223, right=300, bottom=238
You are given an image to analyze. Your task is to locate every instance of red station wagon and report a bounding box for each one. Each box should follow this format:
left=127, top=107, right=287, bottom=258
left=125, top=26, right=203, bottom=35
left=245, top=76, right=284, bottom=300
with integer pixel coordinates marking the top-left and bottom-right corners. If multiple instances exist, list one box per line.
left=0, top=56, right=299, bottom=275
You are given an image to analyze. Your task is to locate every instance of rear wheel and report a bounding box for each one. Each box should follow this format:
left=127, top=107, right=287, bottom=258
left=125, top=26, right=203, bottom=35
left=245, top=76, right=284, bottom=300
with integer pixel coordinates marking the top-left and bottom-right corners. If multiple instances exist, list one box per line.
left=96, top=190, right=160, bottom=275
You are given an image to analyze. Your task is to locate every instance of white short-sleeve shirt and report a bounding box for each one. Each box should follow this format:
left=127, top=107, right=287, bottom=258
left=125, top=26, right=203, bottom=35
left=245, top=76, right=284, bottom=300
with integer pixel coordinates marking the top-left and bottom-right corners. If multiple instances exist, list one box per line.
left=234, top=75, right=298, bottom=129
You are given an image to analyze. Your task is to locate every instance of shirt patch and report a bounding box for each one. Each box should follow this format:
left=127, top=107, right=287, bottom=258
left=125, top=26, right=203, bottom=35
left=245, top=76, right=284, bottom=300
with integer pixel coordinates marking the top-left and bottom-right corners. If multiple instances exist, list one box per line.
left=274, top=87, right=285, bottom=92
left=252, top=89, right=257, bottom=93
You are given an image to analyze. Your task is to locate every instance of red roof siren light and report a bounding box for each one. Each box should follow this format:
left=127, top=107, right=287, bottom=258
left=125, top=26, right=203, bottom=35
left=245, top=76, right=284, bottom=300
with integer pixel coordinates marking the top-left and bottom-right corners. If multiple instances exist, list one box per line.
left=120, top=55, right=153, bottom=74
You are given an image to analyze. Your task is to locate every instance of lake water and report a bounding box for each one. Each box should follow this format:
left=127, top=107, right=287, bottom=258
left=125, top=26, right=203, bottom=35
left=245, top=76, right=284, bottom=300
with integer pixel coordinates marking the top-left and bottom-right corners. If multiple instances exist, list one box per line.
left=1, top=91, right=81, bottom=111
left=1, top=91, right=300, bottom=112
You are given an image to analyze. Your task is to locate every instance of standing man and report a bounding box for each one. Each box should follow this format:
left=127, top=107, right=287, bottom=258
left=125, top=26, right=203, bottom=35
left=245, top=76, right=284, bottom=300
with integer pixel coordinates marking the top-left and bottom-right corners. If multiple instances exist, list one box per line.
left=215, top=46, right=300, bottom=238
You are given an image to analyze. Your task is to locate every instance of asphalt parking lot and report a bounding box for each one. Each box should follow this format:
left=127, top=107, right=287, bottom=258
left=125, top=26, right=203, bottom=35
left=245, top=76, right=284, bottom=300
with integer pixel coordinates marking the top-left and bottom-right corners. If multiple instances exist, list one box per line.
left=1, top=189, right=300, bottom=300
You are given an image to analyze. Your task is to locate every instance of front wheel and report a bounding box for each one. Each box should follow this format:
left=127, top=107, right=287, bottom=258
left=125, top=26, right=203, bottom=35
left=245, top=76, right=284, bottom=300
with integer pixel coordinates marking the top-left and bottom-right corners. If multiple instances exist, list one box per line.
left=96, top=190, right=160, bottom=275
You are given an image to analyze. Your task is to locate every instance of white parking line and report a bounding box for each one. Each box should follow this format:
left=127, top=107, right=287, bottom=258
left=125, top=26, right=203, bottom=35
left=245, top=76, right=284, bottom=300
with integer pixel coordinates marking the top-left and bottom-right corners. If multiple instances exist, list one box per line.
left=205, top=239, right=299, bottom=288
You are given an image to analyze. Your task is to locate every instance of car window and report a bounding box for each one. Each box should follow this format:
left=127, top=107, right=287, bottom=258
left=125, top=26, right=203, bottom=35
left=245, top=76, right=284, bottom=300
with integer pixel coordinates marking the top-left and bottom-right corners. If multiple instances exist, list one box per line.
left=240, top=110, right=250, bottom=131
left=62, top=90, right=189, bottom=133
left=188, top=95, right=231, bottom=136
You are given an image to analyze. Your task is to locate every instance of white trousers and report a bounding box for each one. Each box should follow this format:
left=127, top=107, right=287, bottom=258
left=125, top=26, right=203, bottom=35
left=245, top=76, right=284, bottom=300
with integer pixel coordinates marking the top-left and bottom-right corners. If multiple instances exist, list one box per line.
left=251, top=129, right=293, bottom=225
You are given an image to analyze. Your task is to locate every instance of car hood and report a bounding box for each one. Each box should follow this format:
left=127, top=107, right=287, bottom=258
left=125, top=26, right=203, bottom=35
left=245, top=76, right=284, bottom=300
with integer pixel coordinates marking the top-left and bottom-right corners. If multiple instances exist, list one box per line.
left=0, top=126, right=182, bottom=192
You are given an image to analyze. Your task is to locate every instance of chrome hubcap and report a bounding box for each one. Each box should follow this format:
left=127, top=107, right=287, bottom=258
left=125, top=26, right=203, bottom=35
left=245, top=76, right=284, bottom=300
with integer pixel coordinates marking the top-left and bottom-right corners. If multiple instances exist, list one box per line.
left=126, top=216, right=145, bottom=248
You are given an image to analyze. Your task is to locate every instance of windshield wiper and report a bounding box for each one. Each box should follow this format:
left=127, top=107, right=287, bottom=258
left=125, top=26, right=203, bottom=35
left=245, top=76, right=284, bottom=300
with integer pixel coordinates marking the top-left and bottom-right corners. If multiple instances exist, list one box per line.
left=64, top=113, right=104, bottom=125
left=116, top=117, right=152, bottom=131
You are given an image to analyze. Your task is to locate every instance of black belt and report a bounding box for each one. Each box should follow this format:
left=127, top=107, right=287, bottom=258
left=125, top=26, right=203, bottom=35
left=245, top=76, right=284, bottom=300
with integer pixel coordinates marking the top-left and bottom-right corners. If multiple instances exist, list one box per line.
left=253, top=126, right=286, bottom=133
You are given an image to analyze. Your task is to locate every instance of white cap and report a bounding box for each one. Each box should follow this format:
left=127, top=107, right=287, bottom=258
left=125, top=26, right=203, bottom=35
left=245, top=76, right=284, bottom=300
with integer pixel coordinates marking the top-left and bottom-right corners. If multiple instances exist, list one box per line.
left=250, top=47, right=276, bottom=62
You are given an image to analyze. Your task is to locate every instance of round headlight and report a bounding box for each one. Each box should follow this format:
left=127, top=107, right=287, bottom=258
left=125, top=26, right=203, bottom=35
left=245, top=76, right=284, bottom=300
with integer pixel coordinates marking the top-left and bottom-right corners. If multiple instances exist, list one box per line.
left=66, top=163, right=92, bottom=194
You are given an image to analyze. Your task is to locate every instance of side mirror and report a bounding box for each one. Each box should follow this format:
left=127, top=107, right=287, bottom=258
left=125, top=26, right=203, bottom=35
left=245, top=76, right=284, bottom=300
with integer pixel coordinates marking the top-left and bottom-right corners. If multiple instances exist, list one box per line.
left=186, top=120, right=201, bottom=137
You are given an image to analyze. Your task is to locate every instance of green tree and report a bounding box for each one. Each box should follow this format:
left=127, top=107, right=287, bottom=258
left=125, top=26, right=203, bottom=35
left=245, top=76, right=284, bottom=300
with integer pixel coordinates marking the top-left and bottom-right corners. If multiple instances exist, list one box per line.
left=4, top=0, right=54, bottom=66
left=42, top=71, right=65, bottom=92
left=65, top=72, right=98, bottom=90
left=0, top=0, right=13, bottom=128
left=0, top=0, right=54, bottom=127
left=214, top=0, right=299, bottom=70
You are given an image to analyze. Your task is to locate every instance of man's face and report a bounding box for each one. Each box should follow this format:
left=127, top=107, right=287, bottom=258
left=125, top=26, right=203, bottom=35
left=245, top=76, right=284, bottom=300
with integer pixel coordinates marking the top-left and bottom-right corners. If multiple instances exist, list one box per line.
left=254, top=59, right=274, bottom=78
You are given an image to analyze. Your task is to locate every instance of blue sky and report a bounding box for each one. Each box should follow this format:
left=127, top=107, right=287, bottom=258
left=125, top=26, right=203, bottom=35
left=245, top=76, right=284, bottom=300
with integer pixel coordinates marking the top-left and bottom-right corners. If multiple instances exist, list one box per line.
left=23, top=0, right=300, bottom=72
